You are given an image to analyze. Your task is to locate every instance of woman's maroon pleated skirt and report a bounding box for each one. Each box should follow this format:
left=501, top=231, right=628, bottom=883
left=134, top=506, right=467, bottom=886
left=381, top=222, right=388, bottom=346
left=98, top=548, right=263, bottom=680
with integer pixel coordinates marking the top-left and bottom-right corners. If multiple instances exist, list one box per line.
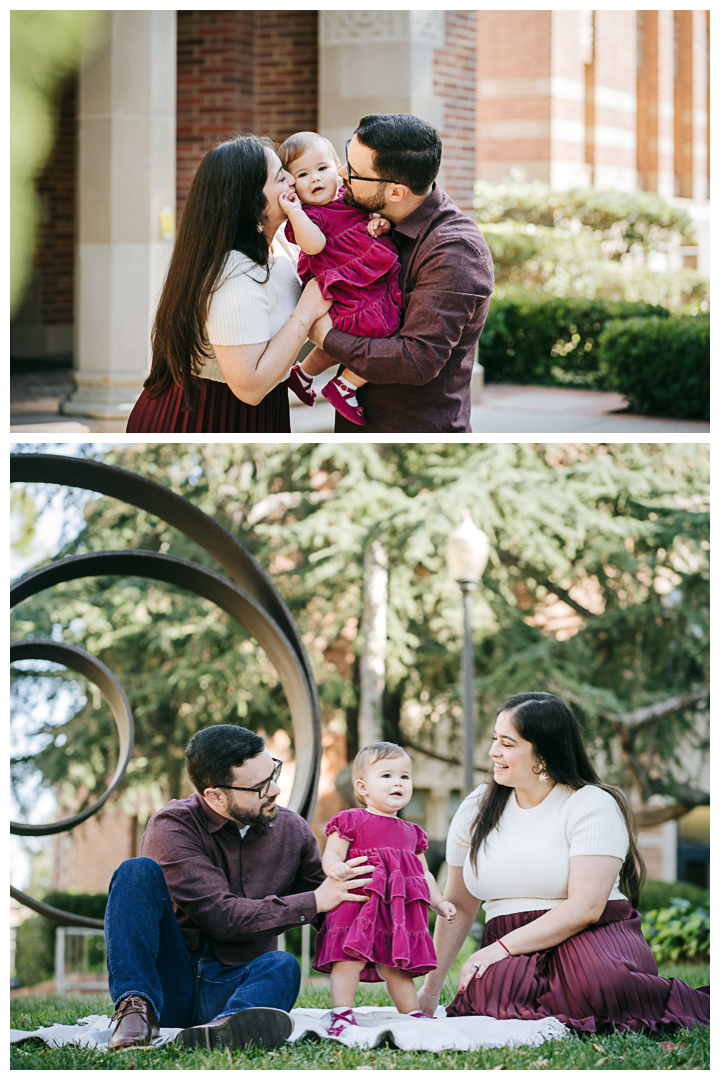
left=446, top=901, right=709, bottom=1034
left=126, top=378, right=291, bottom=434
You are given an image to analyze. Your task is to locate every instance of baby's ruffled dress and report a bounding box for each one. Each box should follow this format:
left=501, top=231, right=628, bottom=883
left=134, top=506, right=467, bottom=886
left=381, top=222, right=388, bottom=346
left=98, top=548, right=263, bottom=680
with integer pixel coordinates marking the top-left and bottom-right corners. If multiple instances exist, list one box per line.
left=313, top=808, right=437, bottom=981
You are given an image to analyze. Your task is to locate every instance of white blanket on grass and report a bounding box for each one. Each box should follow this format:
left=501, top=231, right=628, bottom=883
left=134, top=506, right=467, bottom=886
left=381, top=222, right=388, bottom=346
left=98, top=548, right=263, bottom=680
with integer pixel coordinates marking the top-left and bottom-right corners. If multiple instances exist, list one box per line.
left=10, top=1006, right=567, bottom=1053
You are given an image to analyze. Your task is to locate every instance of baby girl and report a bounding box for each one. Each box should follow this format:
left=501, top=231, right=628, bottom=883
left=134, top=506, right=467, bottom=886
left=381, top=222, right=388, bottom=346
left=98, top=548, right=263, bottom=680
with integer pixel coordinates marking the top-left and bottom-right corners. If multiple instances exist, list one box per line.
left=278, top=132, right=403, bottom=426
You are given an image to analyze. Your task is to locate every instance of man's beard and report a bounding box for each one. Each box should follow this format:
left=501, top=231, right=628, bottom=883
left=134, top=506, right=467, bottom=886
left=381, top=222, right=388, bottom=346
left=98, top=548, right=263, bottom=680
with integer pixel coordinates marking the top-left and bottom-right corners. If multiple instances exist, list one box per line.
left=342, top=183, right=388, bottom=214
left=226, top=798, right=279, bottom=829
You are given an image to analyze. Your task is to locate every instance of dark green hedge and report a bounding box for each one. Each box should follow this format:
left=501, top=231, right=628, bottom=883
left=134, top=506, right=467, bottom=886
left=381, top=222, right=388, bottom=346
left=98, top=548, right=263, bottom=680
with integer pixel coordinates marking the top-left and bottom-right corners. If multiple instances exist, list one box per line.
left=638, top=879, right=710, bottom=914
left=478, top=296, right=670, bottom=387
left=14, top=892, right=108, bottom=988
left=598, top=314, right=709, bottom=420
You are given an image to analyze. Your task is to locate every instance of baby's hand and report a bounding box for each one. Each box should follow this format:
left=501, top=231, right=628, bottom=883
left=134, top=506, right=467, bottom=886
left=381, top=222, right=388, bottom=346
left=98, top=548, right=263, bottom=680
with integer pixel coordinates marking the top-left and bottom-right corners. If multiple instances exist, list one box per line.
left=327, top=862, right=356, bottom=882
left=435, top=900, right=457, bottom=923
left=279, top=190, right=300, bottom=216
left=367, top=213, right=392, bottom=238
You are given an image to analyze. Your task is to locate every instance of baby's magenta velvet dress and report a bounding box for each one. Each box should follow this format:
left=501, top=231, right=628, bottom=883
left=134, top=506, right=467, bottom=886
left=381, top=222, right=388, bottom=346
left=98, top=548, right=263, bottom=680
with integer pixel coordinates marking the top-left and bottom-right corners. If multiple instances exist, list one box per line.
left=313, top=808, right=437, bottom=982
left=283, top=189, right=402, bottom=340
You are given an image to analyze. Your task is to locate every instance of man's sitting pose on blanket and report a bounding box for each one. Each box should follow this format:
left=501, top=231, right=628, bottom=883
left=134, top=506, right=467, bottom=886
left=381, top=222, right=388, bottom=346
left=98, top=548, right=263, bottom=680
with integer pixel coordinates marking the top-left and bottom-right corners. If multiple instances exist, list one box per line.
left=105, top=724, right=373, bottom=1051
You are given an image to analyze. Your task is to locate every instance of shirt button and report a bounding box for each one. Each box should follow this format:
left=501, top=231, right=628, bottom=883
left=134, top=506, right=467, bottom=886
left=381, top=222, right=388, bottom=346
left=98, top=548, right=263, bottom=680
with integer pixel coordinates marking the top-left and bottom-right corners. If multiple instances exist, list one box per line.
left=300, top=916, right=305, bottom=923
left=244, top=876, right=249, bottom=883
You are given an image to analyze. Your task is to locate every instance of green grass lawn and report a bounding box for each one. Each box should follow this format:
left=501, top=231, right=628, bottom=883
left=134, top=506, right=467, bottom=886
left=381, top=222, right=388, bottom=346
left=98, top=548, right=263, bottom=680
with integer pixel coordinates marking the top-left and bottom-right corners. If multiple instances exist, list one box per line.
left=11, top=958, right=708, bottom=1071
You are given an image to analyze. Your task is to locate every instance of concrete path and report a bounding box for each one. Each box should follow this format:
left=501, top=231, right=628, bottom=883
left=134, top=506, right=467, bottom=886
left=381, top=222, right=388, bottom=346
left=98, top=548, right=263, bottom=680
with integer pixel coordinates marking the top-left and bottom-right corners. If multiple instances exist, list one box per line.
left=11, top=369, right=709, bottom=436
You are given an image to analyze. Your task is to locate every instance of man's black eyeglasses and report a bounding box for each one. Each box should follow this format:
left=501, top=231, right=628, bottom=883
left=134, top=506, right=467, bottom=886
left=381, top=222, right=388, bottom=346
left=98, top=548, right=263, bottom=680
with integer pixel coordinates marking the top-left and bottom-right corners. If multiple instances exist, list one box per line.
left=216, top=758, right=282, bottom=799
left=345, top=139, right=396, bottom=188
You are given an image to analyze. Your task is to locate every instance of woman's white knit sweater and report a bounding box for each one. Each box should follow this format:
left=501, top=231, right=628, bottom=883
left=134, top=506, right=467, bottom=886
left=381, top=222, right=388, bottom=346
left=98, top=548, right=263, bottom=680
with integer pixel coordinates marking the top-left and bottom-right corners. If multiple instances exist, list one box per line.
left=446, top=782, right=629, bottom=921
left=201, top=235, right=302, bottom=383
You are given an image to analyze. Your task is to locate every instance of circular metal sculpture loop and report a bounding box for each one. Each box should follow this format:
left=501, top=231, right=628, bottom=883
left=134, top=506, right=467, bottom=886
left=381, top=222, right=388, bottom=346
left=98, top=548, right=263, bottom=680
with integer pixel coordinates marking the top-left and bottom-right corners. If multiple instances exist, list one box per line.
left=11, top=454, right=323, bottom=929
left=10, top=639, right=135, bottom=836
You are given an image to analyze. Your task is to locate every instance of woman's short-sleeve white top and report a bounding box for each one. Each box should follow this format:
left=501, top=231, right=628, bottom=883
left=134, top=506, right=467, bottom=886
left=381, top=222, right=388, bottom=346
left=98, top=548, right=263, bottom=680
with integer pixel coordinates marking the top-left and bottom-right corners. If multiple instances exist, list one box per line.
left=200, top=236, right=302, bottom=383
left=445, top=783, right=629, bottom=921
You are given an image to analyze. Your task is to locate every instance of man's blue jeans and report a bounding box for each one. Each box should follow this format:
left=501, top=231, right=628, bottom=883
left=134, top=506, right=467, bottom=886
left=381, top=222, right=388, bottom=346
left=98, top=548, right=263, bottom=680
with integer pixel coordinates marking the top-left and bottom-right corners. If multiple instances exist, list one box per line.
left=105, top=858, right=301, bottom=1028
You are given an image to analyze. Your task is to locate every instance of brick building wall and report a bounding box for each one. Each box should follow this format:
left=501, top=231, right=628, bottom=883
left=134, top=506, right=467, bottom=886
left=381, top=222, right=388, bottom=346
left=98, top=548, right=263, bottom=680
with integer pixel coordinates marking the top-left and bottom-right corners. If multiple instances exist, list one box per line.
left=591, top=9, right=638, bottom=191
left=176, top=10, right=255, bottom=218
left=673, top=10, right=709, bottom=200
left=34, top=77, right=76, bottom=327
left=476, top=10, right=553, bottom=184
left=549, top=11, right=591, bottom=189
left=176, top=10, right=318, bottom=221
left=255, top=10, right=318, bottom=144
left=433, top=10, right=476, bottom=214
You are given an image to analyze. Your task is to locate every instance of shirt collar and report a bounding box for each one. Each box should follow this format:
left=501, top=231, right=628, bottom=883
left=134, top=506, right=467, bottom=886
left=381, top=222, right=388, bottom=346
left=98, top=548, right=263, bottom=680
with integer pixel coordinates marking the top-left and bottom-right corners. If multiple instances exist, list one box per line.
left=393, top=183, right=442, bottom=239
left=197, top=792, right=236, bottom=834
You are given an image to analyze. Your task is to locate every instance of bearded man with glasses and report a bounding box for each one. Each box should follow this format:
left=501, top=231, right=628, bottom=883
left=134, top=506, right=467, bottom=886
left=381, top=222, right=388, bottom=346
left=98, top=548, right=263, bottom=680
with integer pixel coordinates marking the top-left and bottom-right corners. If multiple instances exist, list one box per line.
left=307, top=113, right=494, bottom=433
left=104, top=725, right=373, bottom=1052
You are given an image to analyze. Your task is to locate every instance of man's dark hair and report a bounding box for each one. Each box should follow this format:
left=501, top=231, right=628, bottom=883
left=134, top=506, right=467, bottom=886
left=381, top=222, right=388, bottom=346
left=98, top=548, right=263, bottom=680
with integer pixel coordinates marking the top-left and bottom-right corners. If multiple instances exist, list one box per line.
left=185, top=725, right=265, bottom=793
left=354, top=113, right=442, bottom=195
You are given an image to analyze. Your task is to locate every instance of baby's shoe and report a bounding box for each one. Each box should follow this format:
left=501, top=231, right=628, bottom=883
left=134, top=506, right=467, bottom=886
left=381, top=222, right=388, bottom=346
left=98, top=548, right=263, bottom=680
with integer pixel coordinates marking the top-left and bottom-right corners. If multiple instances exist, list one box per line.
left=328, top=1008, right=358, bottom=1038
left=321, top=376, right=365, bottom=426
left=287, top=363, right=316, bottom=406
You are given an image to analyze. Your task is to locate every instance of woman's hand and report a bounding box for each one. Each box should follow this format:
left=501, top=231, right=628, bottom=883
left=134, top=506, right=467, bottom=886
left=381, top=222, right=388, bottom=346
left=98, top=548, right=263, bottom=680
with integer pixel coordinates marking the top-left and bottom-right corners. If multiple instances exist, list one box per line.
left=458, top=940, right=511, bottom=992
left=435, top=900, right=457, bottom=923
left=298, top=278, right=331, bottom=321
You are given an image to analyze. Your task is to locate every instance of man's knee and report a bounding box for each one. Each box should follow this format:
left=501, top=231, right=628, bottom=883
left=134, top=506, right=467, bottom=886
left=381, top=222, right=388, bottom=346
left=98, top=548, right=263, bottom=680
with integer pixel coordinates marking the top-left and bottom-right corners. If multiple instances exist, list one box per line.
left=109, top=857, right=165, bottom=892
left=261, top=949, right=300, bottom=978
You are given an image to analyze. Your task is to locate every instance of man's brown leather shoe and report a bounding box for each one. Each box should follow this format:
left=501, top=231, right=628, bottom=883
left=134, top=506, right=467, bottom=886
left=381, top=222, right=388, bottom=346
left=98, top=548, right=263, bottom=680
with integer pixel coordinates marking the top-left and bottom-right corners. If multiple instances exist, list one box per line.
left=109, top=995, right=160, bottom=1050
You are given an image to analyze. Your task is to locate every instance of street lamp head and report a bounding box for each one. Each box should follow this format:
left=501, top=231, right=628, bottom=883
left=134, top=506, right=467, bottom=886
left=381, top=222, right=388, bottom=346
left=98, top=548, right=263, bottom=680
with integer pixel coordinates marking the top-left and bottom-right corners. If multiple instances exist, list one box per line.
left=445, top=509, right=490, bottom=584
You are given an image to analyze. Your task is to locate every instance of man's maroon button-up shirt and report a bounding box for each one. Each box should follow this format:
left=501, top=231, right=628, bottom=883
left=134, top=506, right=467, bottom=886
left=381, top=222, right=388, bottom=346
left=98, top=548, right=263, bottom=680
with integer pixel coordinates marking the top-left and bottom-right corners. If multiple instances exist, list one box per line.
left=141, top=793, right=324, bottom=965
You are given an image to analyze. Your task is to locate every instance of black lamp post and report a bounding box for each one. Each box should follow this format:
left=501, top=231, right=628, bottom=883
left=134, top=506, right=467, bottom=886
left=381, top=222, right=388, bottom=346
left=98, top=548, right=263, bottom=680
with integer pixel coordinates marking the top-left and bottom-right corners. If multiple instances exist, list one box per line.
left=445, top=510, right=490, bottom=797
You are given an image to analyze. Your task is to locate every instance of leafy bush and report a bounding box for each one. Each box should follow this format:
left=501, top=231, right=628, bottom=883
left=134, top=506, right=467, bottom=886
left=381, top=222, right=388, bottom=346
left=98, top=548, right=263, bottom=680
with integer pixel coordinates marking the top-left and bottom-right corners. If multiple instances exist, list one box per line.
left=598, top=314, right=709, bottom=420
left=13, top=892, right=108, bottom=988
left=481, top=221, right=708, bottom=314
left=638, top=878, right=709, bottom=913
left=14, top=916, right=54, bottom=987
left=641, top=899, right=710, bottom=964
left=478, top=295, right=669, bottom=387
left=476, top=181, right=709, bottom=315
left=475, top=180, right=696, bottom=254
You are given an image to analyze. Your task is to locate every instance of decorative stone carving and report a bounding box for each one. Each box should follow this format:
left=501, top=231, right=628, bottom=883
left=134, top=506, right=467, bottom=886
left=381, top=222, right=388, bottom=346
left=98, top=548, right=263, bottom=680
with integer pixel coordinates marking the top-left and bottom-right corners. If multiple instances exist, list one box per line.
left=321, top=10, right=444, bottom=47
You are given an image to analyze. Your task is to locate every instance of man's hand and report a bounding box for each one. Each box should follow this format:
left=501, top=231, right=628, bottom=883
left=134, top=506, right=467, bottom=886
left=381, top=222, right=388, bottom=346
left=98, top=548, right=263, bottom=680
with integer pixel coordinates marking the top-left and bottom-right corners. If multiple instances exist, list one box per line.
left=314, top=857, right=373, bottom=913
left=278, top=190, right=300, bottom=216
left=435, top=900, right=457, bottom=923
left=367, top=213, right=392, bottom=238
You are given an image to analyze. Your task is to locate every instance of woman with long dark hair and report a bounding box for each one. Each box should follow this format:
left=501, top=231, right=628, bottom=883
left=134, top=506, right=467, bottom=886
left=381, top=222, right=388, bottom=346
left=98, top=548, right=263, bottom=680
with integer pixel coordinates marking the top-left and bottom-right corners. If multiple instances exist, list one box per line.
left=126, top=135, right=331, bottom=433
left=417, top=692, right=709, bottom=1034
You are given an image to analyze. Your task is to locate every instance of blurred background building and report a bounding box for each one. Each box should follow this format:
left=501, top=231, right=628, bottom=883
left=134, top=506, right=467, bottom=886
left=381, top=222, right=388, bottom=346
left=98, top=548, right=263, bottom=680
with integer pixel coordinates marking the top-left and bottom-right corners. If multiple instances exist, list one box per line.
left=10, top=9, right=710, bottom=424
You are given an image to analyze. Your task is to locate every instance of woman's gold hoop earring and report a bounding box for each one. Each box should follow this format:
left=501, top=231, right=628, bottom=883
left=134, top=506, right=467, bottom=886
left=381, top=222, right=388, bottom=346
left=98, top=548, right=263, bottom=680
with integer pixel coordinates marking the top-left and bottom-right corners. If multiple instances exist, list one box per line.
left=533, top=762, right=549, bottom=782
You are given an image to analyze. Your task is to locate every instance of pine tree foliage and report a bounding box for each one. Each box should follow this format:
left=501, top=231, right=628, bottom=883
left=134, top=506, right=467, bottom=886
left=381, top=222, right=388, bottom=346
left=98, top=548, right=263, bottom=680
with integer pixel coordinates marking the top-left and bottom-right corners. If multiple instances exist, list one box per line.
left=11, top=443, right=708, bottom=825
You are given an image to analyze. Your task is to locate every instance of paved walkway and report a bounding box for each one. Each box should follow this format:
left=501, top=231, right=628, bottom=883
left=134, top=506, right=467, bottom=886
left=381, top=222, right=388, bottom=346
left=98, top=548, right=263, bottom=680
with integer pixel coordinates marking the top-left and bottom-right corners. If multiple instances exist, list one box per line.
left=10, top=367, right=709, bottom=435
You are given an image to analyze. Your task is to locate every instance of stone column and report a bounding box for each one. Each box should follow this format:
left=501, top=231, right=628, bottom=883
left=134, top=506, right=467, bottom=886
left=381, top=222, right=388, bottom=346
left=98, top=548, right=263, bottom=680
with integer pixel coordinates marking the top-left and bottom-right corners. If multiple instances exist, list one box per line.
left=61, top=10, right=176, bottom=423
left=318, top=11, right=476, bottom=214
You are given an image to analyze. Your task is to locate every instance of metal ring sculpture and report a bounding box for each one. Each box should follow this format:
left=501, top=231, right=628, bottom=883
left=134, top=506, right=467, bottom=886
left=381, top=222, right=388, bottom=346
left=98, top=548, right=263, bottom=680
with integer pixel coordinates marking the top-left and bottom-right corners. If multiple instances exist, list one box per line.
left=11, top=454, right=323, bottom=930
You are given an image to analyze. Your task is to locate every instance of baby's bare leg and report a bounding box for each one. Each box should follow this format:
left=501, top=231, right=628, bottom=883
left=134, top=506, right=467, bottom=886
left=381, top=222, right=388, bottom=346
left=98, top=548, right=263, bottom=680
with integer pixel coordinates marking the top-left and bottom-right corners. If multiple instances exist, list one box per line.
left=375, top=964, right=420, bottom=1013
left=301, top=347, right=337, bottom=376
left=302, top=347, right=368, bottom=388
left=330, top=960, right=366, bottom=1008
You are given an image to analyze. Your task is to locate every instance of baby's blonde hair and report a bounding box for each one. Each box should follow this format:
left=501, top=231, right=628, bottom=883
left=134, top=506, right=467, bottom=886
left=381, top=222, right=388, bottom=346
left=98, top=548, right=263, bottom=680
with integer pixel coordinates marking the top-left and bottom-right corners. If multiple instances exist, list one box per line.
left=278, top=131, right=341, bottom=173
left=352, top=742, right=412, bottom=807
